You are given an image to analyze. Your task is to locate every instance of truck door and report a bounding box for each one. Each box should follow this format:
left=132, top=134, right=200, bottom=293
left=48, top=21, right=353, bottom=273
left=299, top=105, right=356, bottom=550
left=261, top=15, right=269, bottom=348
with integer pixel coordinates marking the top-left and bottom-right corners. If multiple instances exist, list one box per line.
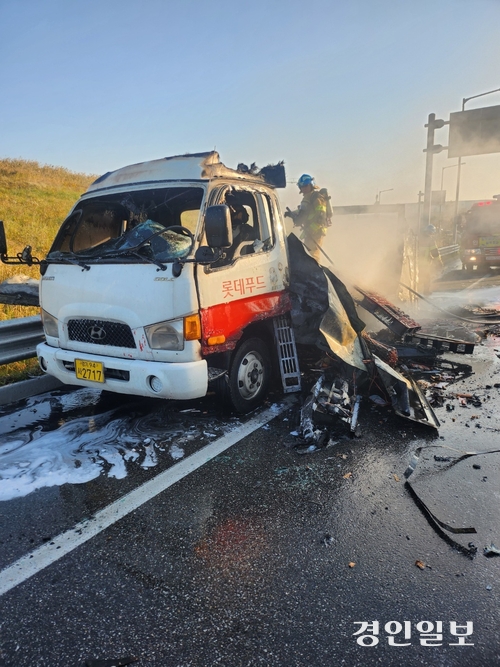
left=196, top=185, right=290, bottom=412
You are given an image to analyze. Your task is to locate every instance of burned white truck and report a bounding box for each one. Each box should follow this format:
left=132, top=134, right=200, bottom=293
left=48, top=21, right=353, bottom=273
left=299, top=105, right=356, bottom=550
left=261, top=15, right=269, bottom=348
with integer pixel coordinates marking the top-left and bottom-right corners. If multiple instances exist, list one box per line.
left=1, top=151, right=450, bottom=431
left=1, top=152, right=299, bottom=413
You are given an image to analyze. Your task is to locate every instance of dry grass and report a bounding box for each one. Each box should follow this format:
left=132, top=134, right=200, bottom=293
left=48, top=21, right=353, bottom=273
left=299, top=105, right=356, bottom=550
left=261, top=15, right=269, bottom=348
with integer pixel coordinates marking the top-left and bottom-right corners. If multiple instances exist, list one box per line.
left=0, top=158, right=96, bottom=320
left=0, top=358, right=42, bottom=387
left=0, top=158, right=96, bottom=381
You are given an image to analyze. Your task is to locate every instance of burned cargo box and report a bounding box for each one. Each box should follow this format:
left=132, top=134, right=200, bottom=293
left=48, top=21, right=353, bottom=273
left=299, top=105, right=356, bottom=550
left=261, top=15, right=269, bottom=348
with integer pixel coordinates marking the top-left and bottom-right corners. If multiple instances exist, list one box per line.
left=287, top=234, right=441, bottom=441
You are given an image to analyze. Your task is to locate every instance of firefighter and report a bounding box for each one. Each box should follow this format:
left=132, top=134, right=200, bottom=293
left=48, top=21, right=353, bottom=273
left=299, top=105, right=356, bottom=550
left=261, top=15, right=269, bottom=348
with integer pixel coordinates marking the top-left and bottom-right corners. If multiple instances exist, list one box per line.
left=284, top=174, right=330, bottom=261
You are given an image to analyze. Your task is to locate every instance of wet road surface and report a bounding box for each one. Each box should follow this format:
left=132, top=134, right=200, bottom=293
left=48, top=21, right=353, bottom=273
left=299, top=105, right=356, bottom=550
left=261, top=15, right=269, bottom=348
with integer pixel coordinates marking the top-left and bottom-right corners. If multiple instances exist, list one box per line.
left=0, top=269, right=499, bottom=666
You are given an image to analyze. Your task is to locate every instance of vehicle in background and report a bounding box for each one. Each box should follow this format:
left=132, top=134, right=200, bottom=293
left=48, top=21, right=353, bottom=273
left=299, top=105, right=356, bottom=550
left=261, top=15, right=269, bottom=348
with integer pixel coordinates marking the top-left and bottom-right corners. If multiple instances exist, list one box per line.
left=460, top=196, right=500, bottom=271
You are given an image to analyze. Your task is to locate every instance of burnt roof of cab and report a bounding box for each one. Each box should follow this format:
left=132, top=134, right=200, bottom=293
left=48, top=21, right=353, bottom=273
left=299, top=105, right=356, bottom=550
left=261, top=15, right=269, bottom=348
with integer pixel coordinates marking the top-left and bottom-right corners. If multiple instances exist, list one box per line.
left=87, top=151, right=286, bottom=192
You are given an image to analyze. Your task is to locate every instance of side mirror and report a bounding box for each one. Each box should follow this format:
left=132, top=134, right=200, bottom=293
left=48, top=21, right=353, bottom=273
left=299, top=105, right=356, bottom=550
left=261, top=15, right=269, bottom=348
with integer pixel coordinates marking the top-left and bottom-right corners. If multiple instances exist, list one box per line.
left=0, top=220, right=40, bottom=266
left=0, top=221, right=7, bottom=256
left=204, top=205, right=233, bottom=248
left=20, top=246, right=35, bottom=266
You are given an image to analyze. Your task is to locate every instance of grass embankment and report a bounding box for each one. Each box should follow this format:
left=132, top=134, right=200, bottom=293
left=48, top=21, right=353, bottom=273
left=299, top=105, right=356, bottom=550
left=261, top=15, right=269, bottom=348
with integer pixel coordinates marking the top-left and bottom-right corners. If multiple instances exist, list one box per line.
left=0, top=158, right=96, bottom=383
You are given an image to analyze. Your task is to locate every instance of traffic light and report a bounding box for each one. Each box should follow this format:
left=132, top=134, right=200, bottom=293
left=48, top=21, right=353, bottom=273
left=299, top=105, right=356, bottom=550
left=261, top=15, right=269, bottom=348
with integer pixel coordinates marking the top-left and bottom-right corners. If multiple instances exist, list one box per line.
left=425, top=117, right=447, bottom=130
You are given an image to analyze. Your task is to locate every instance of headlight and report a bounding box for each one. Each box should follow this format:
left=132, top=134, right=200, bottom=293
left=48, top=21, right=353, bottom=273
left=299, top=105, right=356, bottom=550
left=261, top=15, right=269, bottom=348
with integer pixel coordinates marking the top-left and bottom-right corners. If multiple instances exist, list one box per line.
left=41, top=309, right=59, bottom=338
left=464, top=248, right=481, bottom=255
left=145, top=319, right=184, bottom=350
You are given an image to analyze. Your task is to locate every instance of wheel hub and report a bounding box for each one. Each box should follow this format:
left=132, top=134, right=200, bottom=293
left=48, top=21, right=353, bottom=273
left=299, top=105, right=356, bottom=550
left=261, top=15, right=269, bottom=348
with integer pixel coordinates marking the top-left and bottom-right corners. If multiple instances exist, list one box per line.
left=237, top=352, right=264, bottom=400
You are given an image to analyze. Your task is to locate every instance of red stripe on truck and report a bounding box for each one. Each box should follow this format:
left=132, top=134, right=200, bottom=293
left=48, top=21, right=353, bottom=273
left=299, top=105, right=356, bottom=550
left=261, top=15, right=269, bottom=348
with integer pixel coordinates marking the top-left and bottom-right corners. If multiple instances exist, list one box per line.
left=200, top=290, right=291, bottom=354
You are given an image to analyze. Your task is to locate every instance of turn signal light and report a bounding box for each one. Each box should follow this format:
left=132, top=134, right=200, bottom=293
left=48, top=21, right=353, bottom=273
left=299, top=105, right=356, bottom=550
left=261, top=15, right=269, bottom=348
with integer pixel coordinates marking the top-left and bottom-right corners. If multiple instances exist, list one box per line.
left=184, top=314, right=201, bottom=341
left=207, top=335, right=226, bottom=346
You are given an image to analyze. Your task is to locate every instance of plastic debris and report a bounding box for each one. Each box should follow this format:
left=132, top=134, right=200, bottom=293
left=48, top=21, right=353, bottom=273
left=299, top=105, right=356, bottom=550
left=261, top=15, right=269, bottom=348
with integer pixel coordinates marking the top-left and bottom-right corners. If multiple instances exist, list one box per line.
left=369, top=394, right=387, bottom=406
left=468, top=542, right=478, bottom=555
left=295, top=443, right=322, bottom=455
left=483, top=543, right=500, bottom=558
left=355, top=287, right=421, bottom=337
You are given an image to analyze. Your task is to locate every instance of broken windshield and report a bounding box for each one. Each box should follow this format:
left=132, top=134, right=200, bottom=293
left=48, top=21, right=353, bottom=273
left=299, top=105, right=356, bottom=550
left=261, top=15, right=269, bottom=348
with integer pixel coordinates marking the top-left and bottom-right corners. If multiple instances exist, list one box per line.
left=48, top=186, right=204, bottom=262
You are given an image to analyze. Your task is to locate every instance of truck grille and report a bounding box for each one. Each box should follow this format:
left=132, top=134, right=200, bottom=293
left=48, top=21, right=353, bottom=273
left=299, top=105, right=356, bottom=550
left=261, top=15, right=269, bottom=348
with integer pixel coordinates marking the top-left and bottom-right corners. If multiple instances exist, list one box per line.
left=68, top=319, right=136, bottom=348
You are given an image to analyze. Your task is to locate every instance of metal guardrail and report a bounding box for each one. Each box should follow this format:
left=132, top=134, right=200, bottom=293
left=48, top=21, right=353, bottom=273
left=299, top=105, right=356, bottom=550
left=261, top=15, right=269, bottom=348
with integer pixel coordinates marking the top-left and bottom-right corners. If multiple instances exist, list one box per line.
left=0, top=316, right=44, bottom=365
left=438, top=244, right=460, bottom=257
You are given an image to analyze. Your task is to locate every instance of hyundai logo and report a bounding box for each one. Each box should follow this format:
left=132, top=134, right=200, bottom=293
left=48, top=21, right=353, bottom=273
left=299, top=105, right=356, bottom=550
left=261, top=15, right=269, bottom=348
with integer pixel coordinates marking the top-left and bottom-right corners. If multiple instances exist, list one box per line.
left=89, top=325, right=106, bottom=341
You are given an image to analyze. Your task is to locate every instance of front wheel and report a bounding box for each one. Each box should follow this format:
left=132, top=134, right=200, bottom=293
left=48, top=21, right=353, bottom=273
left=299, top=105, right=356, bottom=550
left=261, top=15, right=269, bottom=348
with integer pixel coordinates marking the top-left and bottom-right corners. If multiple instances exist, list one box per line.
left=226, top=338, right=271, bottom=413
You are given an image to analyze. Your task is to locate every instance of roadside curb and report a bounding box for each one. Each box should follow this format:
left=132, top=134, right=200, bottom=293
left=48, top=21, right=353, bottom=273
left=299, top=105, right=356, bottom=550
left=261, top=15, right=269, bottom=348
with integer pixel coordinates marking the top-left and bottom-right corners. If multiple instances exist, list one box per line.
left=0, top=375, right=67, bottom=406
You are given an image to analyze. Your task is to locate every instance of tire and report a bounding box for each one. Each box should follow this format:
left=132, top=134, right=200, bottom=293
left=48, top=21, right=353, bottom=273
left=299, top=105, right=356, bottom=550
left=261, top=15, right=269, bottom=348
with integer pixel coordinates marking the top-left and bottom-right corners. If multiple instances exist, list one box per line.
left=226, top=338, right=271, bottom=414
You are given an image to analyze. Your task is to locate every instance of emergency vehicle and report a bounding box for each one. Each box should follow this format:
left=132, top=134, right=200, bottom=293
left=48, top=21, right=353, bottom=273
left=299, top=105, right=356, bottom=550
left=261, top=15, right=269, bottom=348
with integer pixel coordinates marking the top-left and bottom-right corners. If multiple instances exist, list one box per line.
left=460, top=195, right=500, bottom=271
left=0, top=152, right=299, bottom=413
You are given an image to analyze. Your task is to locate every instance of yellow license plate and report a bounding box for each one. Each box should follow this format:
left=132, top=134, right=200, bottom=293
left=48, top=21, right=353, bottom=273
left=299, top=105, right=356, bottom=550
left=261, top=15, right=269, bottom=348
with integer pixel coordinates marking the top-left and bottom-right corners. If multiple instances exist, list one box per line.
left=75, top=359, right=104, bottom=383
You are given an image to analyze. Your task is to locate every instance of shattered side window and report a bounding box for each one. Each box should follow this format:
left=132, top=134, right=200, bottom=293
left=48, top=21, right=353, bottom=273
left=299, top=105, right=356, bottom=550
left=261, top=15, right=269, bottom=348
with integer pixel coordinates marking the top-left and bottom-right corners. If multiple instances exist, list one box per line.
left=257, top=193, right=276, bottom=250
left=212, top=187, right=274, bottom=269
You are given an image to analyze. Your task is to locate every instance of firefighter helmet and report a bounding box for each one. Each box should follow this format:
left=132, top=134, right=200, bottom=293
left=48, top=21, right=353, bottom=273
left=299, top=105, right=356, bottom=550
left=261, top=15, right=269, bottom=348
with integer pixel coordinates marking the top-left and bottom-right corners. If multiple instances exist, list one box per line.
left=297, top=174, right=315, bottom=188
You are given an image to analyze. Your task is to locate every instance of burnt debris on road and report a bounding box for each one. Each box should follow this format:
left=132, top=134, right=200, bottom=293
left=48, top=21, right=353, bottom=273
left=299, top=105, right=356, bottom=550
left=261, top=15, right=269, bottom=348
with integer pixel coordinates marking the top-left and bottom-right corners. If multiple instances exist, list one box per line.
left=285, top=237, right=497, bottom=450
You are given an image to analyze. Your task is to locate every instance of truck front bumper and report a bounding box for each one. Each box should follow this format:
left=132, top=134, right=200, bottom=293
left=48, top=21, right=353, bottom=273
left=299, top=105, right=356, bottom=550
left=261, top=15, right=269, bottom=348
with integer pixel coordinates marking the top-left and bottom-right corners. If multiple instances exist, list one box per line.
left=36, top=343, right=208, bottom=400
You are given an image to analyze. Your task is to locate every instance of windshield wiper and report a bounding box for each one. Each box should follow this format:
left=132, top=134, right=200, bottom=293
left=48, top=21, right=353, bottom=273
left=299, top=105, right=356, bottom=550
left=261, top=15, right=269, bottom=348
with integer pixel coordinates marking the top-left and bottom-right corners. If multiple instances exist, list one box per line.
left=115, top=249, right=167, bottom=271
left=45, top=255, right=90, bottom=271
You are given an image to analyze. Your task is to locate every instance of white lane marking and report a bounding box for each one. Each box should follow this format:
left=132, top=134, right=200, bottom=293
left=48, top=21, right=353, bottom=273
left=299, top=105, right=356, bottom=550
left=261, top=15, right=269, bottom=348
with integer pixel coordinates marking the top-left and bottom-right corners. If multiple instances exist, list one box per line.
left=464, top=273, right=492, bottom=291
left=0, top=399, right=293, bottom=597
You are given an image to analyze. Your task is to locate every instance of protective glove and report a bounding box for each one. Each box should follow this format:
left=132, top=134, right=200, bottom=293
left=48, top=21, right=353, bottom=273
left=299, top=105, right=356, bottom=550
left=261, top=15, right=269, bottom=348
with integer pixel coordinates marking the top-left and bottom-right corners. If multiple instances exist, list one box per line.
left=284, top=207, right=293, bottom=219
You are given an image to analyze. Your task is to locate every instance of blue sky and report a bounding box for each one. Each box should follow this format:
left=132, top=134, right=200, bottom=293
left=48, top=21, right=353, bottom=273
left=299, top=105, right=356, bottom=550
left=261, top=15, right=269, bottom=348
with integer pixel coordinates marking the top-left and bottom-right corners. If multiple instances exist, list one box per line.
left=1, top=0, right=500, bottom=207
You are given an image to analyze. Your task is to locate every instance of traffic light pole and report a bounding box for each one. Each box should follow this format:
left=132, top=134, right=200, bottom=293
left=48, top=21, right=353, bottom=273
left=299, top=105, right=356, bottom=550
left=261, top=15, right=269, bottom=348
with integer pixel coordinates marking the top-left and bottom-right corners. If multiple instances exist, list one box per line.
left=419, top=114, right=447, bottom=299
left=452, top=158, right=463, bottom=243
left=422, top=113, right=437, bottom=229
left=422, top=113, right=448, bottom=230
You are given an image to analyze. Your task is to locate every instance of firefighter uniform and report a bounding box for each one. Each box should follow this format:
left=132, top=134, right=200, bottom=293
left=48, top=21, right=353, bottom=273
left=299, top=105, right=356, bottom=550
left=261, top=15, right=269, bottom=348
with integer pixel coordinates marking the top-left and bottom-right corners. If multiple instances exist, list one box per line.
left=286, top=175, right=329, bottom=261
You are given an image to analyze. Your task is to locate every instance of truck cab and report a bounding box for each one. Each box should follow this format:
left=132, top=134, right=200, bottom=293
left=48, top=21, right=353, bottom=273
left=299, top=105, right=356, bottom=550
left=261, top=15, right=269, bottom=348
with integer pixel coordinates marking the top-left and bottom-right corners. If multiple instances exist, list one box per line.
left=460, top=196, right=500, bottom=272
left=32, top=152, right=291, bottom=412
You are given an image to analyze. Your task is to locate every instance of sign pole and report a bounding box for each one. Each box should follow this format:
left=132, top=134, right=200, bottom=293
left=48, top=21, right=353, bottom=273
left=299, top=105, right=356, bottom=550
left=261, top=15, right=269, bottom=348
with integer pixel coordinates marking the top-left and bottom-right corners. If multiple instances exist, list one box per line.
left=422, top=113, right=436, bottom=229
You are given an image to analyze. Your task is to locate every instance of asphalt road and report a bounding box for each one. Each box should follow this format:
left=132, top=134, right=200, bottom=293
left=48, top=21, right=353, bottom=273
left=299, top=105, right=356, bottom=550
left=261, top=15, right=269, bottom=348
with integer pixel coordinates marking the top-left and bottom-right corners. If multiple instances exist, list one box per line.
left=0, top=269, right=499, bottom=667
